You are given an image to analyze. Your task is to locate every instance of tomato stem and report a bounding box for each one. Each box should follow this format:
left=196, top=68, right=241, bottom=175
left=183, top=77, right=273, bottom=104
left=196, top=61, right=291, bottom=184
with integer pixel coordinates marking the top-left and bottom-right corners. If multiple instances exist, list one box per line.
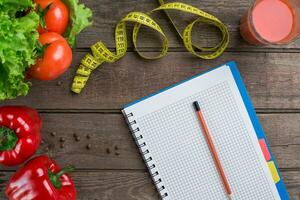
left=37, top=3, right=52, bottom=29
left=35, top=42, right=50, bottom=58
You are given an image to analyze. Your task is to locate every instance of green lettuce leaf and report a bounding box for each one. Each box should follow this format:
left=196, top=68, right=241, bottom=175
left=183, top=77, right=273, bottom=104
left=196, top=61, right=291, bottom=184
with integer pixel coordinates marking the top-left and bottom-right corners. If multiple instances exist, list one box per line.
left=62, top=0, right=93, bottom=47
left=0, top=0, right=91, bottom=100
left=0, top=1, right=39, bottom=100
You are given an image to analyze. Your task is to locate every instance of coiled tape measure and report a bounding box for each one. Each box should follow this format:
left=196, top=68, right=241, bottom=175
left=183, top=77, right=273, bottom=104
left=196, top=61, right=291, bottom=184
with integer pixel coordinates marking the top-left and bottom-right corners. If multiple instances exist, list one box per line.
left=71, top=0, right=230, bottom=94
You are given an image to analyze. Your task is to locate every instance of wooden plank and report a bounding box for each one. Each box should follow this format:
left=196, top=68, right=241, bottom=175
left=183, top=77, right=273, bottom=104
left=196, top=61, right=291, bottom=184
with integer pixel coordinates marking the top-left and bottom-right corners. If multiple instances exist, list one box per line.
left=260, top=114, right=300, bottom=146
left=0, top=113, right=299, bottom=170
left=0, top=170, right=299, bottom=200
left=75, top=0, right=300, bottom=50
left=2, top=51, right=300, bottom=109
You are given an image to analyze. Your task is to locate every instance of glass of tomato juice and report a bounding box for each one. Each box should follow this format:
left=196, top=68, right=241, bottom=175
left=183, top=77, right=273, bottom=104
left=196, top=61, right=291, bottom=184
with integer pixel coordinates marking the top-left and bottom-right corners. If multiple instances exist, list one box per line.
left=240, top=0, right=300, bottom=45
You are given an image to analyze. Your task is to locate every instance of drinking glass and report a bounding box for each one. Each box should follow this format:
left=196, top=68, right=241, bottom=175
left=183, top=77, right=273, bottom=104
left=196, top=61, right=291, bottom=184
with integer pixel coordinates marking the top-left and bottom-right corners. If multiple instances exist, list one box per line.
left=240, top=0, right=300, bottom=45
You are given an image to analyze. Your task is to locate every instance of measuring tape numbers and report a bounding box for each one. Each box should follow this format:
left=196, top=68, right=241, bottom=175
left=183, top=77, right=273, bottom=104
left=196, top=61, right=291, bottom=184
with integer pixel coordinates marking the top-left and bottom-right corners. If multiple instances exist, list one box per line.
left=71, top=0, right=230, bottom=94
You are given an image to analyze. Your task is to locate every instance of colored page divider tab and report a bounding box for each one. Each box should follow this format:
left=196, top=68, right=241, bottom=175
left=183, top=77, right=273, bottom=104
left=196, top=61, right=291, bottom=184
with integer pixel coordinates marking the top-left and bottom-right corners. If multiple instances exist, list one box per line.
left=268, top=161, right=281, bottom=184
left=259, top=139, right=271, bottom=161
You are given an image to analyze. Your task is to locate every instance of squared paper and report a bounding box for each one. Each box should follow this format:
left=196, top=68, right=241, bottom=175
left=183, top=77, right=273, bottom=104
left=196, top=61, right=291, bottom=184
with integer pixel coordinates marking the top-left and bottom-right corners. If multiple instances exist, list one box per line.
left=123, top=64, right=281, bottom=200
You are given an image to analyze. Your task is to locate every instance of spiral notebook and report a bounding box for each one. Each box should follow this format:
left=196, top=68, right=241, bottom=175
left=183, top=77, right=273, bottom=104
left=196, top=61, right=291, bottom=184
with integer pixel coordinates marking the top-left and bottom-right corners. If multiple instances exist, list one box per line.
left=122, top=61, right=289, bottom=200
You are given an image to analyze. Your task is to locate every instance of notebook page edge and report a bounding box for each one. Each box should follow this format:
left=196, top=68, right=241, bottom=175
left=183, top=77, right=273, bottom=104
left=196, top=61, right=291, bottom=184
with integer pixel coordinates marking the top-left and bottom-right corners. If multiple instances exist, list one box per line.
left=123, top=62, right=234, bottom=109
left=123, top=64, right=231, bottom=119
left=228, top=63, right=288, bottom=199
left=227, top=63, right=281, bottom=199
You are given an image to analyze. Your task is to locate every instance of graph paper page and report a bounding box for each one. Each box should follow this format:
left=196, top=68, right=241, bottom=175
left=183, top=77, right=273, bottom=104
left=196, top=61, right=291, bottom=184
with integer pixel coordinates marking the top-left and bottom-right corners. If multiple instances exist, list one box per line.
left=123, top=65, right=280, bottom=200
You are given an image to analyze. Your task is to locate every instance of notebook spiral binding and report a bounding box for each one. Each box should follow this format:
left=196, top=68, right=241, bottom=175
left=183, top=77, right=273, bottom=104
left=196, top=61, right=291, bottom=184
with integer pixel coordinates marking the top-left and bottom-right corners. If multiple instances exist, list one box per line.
left=123, top=111, right=169, bottom=199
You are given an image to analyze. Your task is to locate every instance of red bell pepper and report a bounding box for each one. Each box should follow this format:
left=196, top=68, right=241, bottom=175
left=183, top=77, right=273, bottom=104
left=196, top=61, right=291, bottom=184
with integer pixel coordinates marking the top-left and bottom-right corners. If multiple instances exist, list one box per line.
left=0, top=106, right=42, bottom=166
left=6, top=155, right=76, bottom=200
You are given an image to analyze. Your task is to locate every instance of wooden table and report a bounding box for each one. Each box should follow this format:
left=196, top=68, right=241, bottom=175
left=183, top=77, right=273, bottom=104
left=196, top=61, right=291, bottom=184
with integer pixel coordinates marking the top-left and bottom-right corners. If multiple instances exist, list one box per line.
left=1, top=0, right=300, bottom=199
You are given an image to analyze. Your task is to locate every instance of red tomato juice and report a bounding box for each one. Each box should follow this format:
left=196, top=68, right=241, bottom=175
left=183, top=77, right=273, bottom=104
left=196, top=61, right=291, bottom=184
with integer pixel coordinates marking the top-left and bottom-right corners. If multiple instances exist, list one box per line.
left=240, top=0, right=295, bottom=45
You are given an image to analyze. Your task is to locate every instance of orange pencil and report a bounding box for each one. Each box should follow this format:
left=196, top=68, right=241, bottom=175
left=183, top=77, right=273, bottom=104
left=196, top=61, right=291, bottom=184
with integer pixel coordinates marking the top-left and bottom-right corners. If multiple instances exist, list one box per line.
left=193, top=101, right=232, bottom=198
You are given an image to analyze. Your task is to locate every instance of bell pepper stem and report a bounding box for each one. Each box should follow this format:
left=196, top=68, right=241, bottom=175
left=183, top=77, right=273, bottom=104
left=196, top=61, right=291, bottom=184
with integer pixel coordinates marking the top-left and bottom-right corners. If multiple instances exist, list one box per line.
left=0, top=127, right=18, bottom=151
left=49, top=166, right=75, bottom=189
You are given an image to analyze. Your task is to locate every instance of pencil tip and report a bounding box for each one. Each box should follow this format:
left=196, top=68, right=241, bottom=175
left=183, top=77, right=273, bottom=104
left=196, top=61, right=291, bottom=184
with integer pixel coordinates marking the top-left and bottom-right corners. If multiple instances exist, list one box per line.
left=193, top=101, right=200, bottom=111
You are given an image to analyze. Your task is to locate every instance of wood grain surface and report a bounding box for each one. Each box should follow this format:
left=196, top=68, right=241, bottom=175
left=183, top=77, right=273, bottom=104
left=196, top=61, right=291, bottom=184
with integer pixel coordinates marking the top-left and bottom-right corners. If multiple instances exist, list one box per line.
left=75, top=0, right=300, bottom=50
left=0, top=170, right=299, bottom=200
left=2, top=51, right=300, bottom=110
left=0, top=0, right=299, bottom=199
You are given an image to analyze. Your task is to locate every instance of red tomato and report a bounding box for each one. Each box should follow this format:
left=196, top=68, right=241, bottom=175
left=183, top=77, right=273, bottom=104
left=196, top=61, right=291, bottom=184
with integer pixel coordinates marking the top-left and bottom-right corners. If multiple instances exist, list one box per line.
left=35, top=0, right=69, bottom=34
left=29, top=32, right=72, bottom=80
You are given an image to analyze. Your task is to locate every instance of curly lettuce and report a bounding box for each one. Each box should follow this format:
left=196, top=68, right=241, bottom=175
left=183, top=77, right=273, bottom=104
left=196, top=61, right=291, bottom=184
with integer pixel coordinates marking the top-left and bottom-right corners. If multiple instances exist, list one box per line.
left=0, top=0, right=39, bottom=100
left=0, top=0, right=92, bottom=100
left=62, top=0, right=93, bottom=47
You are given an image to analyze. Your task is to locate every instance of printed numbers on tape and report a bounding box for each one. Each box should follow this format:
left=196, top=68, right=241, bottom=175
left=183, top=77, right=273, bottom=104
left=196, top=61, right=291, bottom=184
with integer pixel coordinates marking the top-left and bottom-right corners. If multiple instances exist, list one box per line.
left=71, top=0, right=230, bottom=94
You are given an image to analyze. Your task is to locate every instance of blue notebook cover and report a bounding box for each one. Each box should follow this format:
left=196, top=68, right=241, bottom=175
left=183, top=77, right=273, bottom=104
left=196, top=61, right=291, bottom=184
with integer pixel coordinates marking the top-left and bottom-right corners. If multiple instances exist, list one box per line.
left=124, top=61, right=290, bottom=199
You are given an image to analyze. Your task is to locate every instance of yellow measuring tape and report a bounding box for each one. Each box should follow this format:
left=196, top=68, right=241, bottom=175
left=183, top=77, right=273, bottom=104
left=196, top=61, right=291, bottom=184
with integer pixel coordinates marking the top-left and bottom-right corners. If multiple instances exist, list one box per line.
left=71, top=0, right=229, bottom=94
